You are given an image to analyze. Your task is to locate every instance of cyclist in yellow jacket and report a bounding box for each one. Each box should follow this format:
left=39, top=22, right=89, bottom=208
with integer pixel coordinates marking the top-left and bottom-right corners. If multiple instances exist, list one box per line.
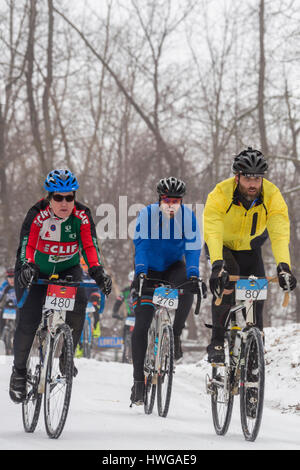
left=204, top=147, right=297, bottom=363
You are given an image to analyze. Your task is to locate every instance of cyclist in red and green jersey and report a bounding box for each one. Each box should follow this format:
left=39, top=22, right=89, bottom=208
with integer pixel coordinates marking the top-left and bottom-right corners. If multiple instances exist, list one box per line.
left=9, top=169, right=112, bottom=403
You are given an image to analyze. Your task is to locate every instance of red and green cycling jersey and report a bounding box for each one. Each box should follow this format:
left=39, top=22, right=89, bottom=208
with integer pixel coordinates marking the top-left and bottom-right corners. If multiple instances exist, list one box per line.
left=16, top=199, right=102, bottom=275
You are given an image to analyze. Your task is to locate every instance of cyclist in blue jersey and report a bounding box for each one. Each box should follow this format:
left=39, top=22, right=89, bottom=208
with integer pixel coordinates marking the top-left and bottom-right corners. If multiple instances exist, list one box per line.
left=130, top=177, right=207, bottom=405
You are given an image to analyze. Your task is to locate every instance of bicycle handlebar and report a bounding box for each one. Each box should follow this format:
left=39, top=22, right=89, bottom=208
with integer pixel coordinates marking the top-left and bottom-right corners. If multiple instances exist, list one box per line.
left=17, top=277, right=99, bottom=309
left=215, top=274, right=289, bottom=308
left=136, top=278, right=203, bottom=315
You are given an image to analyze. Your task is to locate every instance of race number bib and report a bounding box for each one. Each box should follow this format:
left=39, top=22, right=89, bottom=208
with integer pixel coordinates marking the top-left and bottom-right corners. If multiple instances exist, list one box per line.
left=125, top=317, right=135, bottom=327
left=152, top=287, right=178, bottom=310
left=236, top=278, right=268, bottom=301
left=45, top=285, right=77, bottom=311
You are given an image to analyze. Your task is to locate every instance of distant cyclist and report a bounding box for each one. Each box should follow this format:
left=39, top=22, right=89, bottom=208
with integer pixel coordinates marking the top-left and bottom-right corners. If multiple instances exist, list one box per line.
left=9, top=169, right=112, bottom=403
left=204, top=147, right=297, bottom=364
left=112, top=270, right=135, bottom=321
left=81, top=256, right=105, bottom=337
left=130, top=177, right=207, bottom=405
left=0, top=267, right=17, bottom=336
left=112, top=271, right=136, bottom=363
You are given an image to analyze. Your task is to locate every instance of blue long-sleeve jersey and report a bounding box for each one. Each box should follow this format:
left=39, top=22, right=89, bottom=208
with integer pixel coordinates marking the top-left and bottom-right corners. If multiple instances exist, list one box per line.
left=133, top=203, right=202, bottom=278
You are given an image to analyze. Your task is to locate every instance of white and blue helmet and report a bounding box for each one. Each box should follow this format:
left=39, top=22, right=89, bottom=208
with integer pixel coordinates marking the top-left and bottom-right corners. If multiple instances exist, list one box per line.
left=44, top=169, right=79, bottom=192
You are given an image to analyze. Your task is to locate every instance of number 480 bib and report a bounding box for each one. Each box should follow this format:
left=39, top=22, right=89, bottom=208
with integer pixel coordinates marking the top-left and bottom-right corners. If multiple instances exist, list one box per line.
left=45, top=285, right=77, bottom=311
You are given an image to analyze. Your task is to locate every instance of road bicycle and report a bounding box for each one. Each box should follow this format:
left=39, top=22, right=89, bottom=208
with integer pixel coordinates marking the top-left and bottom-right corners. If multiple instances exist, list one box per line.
left=137, top=277, right=203, bottom=418
left=206, top=274, right=290, bottom=442
left=19, top=275, right=98, bottom=439
left=0, top=300, right=16, bottom=355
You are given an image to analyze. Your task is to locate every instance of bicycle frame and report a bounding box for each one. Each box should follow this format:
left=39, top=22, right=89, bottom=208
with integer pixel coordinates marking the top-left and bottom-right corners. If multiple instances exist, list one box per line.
left=145, top=306, right=173, bottom=384
left=25, top=278, right=99, bottom=394
left=37, top=308, right=68, bottom=394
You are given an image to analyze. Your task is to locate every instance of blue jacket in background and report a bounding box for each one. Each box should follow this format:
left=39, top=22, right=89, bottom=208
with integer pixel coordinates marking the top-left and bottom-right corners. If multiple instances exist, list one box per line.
left=134, top=203, right=202, bottom=278
left=82, top=272, right=105, bottom=314
left=0, top=280, right=17, bottom=307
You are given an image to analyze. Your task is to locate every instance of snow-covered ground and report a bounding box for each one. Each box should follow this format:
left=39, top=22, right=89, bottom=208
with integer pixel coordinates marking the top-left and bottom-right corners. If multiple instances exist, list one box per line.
left=0, top=324, right=299, bottom=451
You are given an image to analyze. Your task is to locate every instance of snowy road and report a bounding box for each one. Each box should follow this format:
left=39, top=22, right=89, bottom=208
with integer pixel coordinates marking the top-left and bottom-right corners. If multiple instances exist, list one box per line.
left=0, top=350, right=299, bottom=451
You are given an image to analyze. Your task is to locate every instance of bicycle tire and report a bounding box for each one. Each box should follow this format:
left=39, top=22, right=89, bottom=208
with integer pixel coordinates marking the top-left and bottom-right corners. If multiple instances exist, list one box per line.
left=22, top=336, right=43, bottom=433
left=240, top=327, right=265, bottom=442
left=44, top=323, right=74, bottom=439
left=144, top=327, right=156, bottom=415
left=211, top=334, right=234, bottom=435
left=157, top=324, right=174, bottom=417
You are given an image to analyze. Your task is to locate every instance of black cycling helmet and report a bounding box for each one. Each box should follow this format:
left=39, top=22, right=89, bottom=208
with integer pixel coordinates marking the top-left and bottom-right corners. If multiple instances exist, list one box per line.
left=156, top=177, right=186, bottom=197
left=232, top=147, right=268, bottom=175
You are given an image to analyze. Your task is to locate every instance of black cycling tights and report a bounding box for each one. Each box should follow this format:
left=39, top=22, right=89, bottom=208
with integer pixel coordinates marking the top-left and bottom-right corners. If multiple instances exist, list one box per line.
left=131, top=260, right=194, bottom=381
left=14, top=265, right=87, bottom=371
left=211, top=247, right=265, bottom=343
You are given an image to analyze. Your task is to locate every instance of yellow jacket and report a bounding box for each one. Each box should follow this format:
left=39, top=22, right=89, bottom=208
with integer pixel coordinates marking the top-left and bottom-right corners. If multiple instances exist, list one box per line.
left=203, top=177, right=291, bottom=267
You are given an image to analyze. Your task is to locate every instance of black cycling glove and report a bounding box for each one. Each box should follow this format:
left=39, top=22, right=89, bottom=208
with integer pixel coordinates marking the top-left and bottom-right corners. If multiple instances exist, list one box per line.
left=89, top=266, right=112, bottom=295
left=209, top=260, right=229, bottom=297
left=18, top=262, right=40, bottom=288
left=277, top=263, right=297, bottom=291
left=188, top=276, right=207, bottom=298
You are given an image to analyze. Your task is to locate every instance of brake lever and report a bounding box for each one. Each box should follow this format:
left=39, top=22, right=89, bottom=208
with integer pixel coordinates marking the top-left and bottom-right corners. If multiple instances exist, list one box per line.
left=282, top=273, right=290, bottom=308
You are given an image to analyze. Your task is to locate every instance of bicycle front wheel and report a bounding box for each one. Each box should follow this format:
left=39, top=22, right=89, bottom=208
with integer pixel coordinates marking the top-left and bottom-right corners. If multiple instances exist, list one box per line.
left=240, top=327, right=265, bottom=442
left=157, top=324, right=174, bottom=417
left=211, top=335, right=234, bottom=435
left=144, top=327, right=156, bottom=415
left=44, top=323, right=74, bottom=439
left=22, top=335, right=43, bottom=433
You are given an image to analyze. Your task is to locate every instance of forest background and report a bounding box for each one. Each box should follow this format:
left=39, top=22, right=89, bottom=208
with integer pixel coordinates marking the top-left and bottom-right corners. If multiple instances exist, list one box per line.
left=1, top=0, right=299, bottom=344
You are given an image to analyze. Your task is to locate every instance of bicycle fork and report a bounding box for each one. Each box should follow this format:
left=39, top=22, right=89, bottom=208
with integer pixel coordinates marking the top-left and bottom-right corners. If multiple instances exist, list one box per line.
left=38, top=309, right=67, bottom=394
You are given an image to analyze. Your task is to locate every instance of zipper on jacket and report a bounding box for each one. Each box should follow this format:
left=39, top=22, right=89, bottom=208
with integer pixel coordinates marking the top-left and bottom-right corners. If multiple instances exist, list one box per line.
left=250, top=212, right=258, bottom=236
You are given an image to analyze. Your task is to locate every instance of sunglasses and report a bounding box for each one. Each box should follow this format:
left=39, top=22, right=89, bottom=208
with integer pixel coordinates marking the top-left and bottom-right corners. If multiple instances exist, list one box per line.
left=161, top=197, right=182, bottom=205
left=52, top=194, right=75, bottom=202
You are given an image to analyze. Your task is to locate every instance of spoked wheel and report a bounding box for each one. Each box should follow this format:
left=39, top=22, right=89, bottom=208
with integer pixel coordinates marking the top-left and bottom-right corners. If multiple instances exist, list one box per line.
left=157, top=325, right=174, bottom=417
left=22, top=336, right=43, bottom=433
left=211, top=336, right=234, bottom=435
left=144, top=327, right=156, bottom=415
left=240, top=327, right=265, bottom=442
left=82, top=321, right=91, bottom=358
left=44, top=324, right=74, bottom=439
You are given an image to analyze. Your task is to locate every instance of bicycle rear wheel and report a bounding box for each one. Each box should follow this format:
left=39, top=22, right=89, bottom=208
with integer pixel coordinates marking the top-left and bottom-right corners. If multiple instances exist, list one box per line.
left=157, top=324, right=174, bottom=417
left=144, top=327, right=156, bottom=415
left=211, top=335, right=234, bottom=435
left=240, top=327, right=265, bottom=442
left=44, top=323, right=74, bottom=439
left=22, top=335, right=43, bottom=433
